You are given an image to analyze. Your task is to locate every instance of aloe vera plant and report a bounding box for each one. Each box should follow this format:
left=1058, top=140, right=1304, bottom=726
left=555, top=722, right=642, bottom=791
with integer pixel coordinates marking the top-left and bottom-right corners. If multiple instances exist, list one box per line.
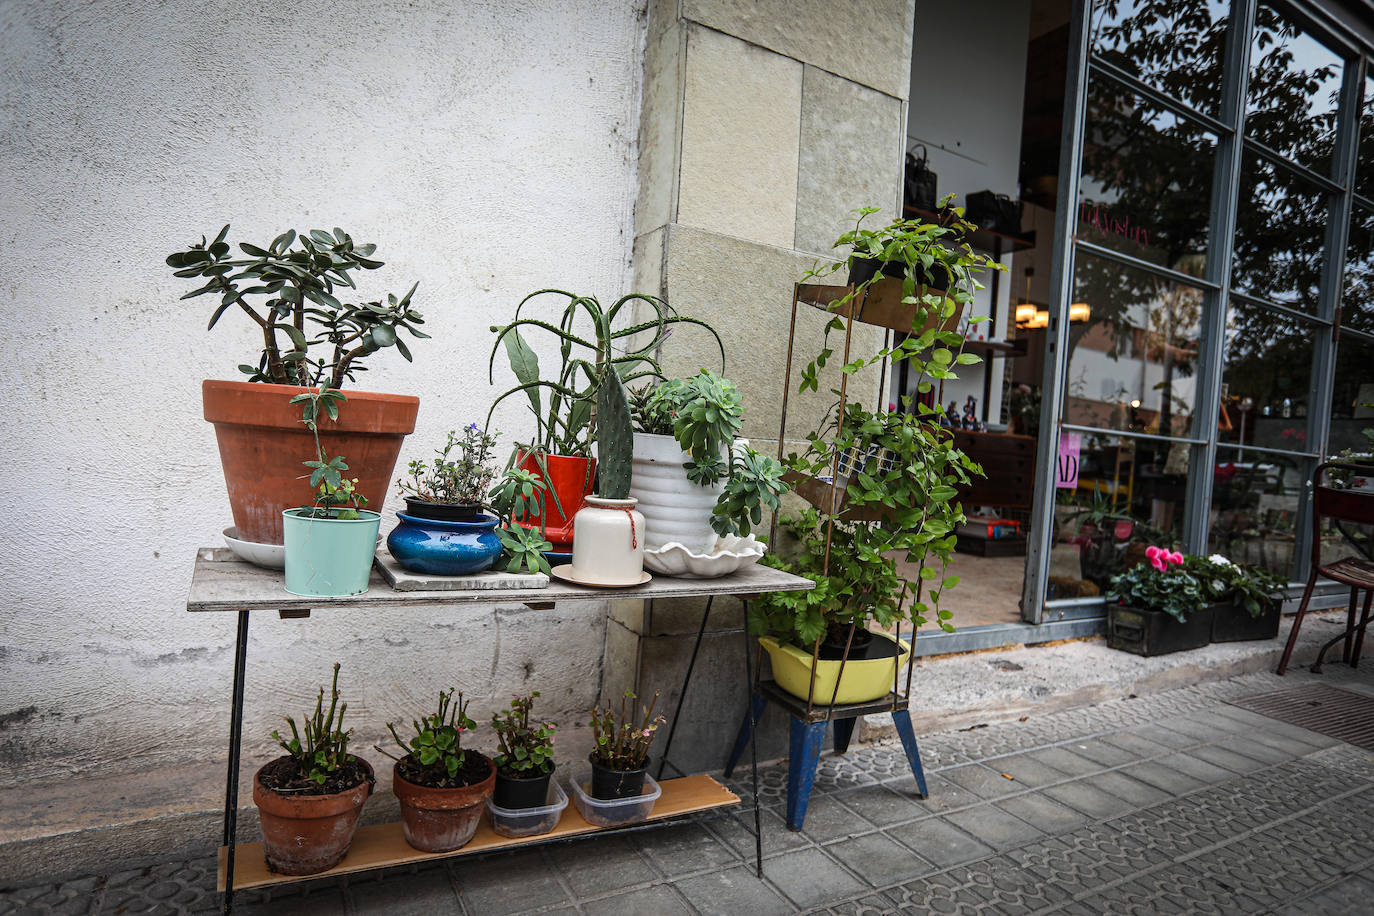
left=487, top=290, right=722, bottom=498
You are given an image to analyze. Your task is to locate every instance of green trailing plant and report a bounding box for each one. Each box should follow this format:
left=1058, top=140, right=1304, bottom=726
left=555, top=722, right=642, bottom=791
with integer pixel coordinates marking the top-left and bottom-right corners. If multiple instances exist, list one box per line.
left=632, top=371, right=789, bottom=538
left=487, top=289, right=723, bottom=498
left=294, top=388, right=368, bottom=519
left=488, top=467, right=555, bottom=574
left=589, top=689, right=664, bottom=771
left=490, top=692, right=557, bottom=777
left=270, top=663, right=354, bottom=786
left=398, top=424, right=501, bottom=506
left=375, top=687, right=479, bottom=788
left=1108, top=549, right=1206, bottom=622
left=752, top=205, right=999, bottom=651
left=166, top=225, right=428, bottom=390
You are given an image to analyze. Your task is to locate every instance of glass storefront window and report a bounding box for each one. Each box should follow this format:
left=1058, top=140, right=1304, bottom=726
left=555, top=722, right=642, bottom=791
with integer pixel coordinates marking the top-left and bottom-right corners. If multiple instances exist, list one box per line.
left=1330, top=333, right=1374, bottom=454
left=1345, top=204, right=1374, bottom=334
left=1209, top=447, right=1309, bottom=579
left=1047, top=433, right=1193, bottom=600
left=1220, top=299, right=1317, bottom=448
left=1065, top=253, right=1204, bottom=436
left=1089, top=0, right=1231, bottom=117
left=1232, top=152, right=1329, bottom=310
left=1079, top=77, right=1215, bottom=270
left=1358, top=74, right=1374, bottom=203
left=1247, top=3, right=1345, bottom=178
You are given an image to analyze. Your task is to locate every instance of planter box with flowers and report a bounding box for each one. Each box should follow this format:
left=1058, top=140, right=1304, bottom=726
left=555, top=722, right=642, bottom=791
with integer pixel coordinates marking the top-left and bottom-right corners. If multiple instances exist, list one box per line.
left=1187, top=554, right=1287, bottom=643
left=1107, top=546, right=1216, bottom=656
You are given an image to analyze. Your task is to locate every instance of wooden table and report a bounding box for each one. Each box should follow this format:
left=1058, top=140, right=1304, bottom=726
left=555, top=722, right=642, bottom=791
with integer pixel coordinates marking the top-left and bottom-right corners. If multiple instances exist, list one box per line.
left=186, top=548, right=815, bottom=913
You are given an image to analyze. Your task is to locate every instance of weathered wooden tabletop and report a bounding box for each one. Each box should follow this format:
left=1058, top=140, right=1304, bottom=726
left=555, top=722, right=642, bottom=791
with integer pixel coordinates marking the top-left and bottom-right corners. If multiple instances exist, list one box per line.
left=185, top=548, right=815, bottom=613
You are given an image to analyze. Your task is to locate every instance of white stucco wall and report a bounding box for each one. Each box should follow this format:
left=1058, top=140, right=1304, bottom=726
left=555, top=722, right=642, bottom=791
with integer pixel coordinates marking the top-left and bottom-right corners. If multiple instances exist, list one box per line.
left=0, top=0, right=645, bottom=797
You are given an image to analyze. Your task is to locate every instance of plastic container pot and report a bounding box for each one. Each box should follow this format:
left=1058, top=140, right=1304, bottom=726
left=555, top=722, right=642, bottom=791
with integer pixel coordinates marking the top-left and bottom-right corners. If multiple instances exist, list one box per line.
left=486, top=779, right=568, bottom=838
left=569, top=770, right=661, bottom=827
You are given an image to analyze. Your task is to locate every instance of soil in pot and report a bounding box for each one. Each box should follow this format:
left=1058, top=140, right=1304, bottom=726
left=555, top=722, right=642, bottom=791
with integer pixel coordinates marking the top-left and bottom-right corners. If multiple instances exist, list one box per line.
left=392, top=753, right=495, bottom=853
left=818, top=625, right=896, bottom=661
left=402, top=497, right=482, bottom=522
left=493, top=765, right=555, bottom=810
left=253, top=756, right=374, bottom=876
left=588, top=753, right=650, bottom=800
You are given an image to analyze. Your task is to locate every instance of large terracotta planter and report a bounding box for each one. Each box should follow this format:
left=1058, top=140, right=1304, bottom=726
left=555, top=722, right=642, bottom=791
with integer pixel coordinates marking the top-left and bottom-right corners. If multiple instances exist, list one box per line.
left=202, top=380, right=419, bottom=545
left=392, top=754, right=496, bottom=853
left=252, top=757, right=373, bottom=876
left=514, top=451, right=595, bottom=551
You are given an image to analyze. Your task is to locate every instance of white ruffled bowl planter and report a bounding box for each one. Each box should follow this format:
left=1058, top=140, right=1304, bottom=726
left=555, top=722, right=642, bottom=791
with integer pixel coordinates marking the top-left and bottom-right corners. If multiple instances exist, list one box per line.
left=628, top=433, right=723, bottom=555
left=643, top=534, right=765, bottom=579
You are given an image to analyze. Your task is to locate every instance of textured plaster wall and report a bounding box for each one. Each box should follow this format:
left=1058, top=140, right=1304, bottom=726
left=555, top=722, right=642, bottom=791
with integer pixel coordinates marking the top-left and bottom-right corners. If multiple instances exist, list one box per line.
left=0, top=0, right=646, bottom=800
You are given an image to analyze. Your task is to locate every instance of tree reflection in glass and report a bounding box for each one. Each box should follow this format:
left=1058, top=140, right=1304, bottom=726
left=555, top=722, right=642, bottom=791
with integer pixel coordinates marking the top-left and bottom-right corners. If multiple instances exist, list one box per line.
left=1090, top=0, right=1231, bottom=116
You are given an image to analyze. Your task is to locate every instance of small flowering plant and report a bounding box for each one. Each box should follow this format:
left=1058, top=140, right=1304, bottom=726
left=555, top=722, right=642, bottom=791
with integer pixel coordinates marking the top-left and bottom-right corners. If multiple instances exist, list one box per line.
left=1108, top=545, right=1205, bottom=622
left=1185, top=553, right=1286, bottom=618
left=376, top=687, right=479, bottom=788
left=589, top=689, right=665, bottom=771
left=398, top=424, right=500, bottom=506
left=491, top=692, right=557, bottom=777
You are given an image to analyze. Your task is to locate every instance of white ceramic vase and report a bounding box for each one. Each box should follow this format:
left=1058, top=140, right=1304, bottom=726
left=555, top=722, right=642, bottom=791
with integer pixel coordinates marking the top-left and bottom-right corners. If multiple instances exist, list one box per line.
left=571, top=496, right=646, bottom=585
left=628, top=433, right=723, bottom=555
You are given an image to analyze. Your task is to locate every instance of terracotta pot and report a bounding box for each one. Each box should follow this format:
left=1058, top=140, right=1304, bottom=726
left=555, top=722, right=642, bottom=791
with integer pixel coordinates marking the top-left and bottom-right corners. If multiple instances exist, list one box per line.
left=514, top=451, right=596, bottom=551
left=252, top=757, right=373, bottom=876
left=392, top=754, right=496, bottom=853
left=203, top=380, right=419, bottom=545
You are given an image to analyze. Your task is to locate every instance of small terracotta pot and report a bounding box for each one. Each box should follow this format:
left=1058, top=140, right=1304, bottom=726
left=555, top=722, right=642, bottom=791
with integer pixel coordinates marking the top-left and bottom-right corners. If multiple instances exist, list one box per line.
left=392, top=754, right=496, bottom=853
left=203, top=379, right=419, bottom=545
left=252, top=757, right=373, bottom=876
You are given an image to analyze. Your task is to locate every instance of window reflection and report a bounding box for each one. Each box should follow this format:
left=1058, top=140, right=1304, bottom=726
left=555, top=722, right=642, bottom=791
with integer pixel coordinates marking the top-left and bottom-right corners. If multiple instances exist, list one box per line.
left=1048, top=433, right=1191, bottom=599
left=1232, top=152, right=1328, bottom=310
left=1345, top=205, right=1374, bottom=334
left=1220, top=300, right=1316, bottom=448
left=1090, top=0, right=1230, bottom=116
left=1357, top=75, right=1374, bottom=202
left=1330, top=334, right=1374, bottom=454
left=1079, top=77, right=1215, bottom=269
left=1209, top=448, right=1307, bottom=579
left=1247, top=3, right=1345, bottom=177
left=1066, top=253, right=1204, bottom=437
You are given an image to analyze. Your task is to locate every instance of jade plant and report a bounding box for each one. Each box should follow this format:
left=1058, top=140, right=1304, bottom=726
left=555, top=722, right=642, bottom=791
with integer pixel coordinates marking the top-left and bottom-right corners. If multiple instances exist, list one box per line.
left=376, top=687, right=479, bottom=788
left=631, top=370, right=788, bottom=537
left=166, top=225, right=428, bottom=390
left=270, top=663, right=355, bottom=787
left=490, top=692, right=557, bottom=778
left=487, top=289, right=723, bottom=498
left=752, top=205, right=1000, bottom=653
left=589, top=689, right=664, bottom=771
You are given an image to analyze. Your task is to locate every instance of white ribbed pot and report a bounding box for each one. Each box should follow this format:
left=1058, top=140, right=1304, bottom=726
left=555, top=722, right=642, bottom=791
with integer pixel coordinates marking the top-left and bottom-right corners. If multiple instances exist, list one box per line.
left=571, top=496, right=646, bottom=585
left=628, top=433, right=723, bottom=555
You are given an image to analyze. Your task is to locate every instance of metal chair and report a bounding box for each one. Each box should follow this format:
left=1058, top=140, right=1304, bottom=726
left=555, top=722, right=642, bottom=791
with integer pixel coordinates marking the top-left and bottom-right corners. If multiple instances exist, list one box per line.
left=1276, top=461, right=1374, bottom=675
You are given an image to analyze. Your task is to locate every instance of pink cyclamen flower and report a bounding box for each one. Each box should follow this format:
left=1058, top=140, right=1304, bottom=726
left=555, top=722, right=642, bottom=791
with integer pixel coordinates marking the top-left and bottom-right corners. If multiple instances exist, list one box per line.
left=1150, top=557, right=1167, bottom=572
left=1145, top=545, right=1162, bottom=561
left=1168, top=551, right=1184, bottom=566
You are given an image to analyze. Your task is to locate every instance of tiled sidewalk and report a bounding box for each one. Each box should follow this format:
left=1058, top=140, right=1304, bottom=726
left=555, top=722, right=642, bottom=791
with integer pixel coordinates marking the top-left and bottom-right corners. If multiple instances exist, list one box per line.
left=4, top=660, right=1373, bottom=915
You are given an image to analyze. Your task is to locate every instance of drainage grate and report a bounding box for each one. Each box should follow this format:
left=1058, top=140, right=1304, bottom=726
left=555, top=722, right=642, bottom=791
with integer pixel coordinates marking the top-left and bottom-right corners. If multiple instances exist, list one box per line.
left=1228, top=685, right=1374, bottom=751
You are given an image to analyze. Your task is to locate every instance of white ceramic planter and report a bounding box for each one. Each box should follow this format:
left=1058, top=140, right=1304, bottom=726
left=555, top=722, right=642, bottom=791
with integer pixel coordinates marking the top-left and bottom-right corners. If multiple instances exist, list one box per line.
left=628, top=433, right=723, bottom=555
left=571, top=496, right=646, bottom=585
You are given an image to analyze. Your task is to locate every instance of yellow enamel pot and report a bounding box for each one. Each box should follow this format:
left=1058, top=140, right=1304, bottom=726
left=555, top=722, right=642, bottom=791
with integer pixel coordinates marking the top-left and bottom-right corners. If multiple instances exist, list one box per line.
left=759, top=634, right=911, bottom=705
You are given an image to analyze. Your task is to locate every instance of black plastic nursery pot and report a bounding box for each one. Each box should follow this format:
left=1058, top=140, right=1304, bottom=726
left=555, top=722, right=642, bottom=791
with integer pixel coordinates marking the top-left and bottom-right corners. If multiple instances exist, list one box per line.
left=589, top=753, right=649, bottom=800
left=1107, top=603, right=1217, bottom=657
left=403, top=497, right=482, bottom=522
left=493, top=766, right=555, bottom=810
left=1211, top=599, right=1282, bottom=643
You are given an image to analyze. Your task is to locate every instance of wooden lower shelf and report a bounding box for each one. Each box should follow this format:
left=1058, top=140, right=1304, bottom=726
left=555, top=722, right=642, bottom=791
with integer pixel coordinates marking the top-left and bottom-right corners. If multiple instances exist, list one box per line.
left=218, top=773, right=738, bottom=892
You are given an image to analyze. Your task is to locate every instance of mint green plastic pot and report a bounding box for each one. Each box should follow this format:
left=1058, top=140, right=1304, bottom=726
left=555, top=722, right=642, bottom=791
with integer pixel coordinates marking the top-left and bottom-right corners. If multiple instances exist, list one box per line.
left=282, top=508, right=382, bottom=597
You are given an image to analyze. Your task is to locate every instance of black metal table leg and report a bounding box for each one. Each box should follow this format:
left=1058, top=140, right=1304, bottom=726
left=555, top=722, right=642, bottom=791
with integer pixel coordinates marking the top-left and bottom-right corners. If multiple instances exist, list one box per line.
left=656, top=596, right=714, bottom=781
left=221, top=610, right=250, bottom=915
left=742, top=599, right=762, bottom=878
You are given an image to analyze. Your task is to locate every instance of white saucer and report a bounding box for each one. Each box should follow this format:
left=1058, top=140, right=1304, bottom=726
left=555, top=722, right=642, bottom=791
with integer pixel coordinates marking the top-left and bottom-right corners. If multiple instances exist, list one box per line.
left=223, top=527, right=285, bottom=569
left=549, top=565, right=652, bottom=588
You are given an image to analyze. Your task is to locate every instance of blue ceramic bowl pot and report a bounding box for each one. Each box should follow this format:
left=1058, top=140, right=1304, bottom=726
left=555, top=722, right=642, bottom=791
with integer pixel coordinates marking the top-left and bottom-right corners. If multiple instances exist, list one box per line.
left=387, top=511, right=503, bottom=576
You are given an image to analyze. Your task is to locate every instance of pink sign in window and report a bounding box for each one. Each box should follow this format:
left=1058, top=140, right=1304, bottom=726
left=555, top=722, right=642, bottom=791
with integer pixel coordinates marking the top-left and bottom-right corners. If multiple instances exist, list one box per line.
left=1057, top=433, right=1081, bottom=489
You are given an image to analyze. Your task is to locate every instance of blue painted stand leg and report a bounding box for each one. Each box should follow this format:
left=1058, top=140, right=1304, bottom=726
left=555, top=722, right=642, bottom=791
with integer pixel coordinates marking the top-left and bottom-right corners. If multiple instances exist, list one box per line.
left=724, top=694, right=766, bottom=778
left=832, top=716, right=857, bottom=755
left=892, top=708, right=928, bottom=799
left=785, top=719, right=827, bottom=831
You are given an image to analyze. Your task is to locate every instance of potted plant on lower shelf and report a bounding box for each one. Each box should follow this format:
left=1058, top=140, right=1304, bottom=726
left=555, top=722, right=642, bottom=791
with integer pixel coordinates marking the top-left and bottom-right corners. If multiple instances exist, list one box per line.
left=490, top=692, right=558, bottom=809
left=587, top=689, right=664, bottom=800
left=376, top=687, right=495, bottom=853
left=628, top=370, right=788, bottom=577
left=387, top=424, right=504, bottom=575
left=255, top=664, right=374, bottom=876
left=1189, top=554, right=1288, bottom=642
left=1106, top=547, right=1214, bottom=656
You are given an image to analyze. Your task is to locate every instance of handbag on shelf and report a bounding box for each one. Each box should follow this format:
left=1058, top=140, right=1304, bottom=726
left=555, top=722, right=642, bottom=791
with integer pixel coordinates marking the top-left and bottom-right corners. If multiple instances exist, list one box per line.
left=964, top=190, right=1021, bottom=236
left=904, top=146, right=937, bottom=214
